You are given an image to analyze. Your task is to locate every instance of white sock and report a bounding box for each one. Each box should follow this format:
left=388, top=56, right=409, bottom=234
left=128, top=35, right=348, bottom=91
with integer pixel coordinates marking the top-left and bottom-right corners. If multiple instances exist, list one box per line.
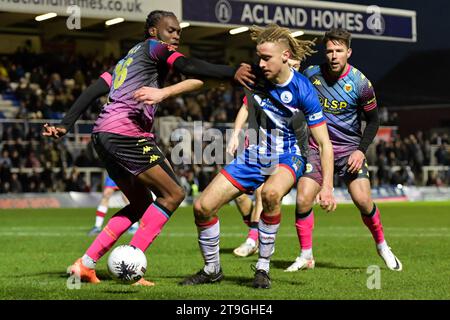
left=300, top=248, right=313, bottom=259
left=95, top=216, right=105, bottom=228
left=198, top=220, right=221, bottom=275
left=81, top=254, right=96, bottom=269
left=377, top=240, right=388, bottom=251
left=203, top=263, right=220, bottom=275
left=95, top=205, right=108, bottom=228
left=256, top=219, right=280, bottom=272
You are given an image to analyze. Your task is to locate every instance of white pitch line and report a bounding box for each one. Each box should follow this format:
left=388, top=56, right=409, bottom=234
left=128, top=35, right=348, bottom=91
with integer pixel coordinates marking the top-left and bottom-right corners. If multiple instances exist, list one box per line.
left=1, top=226, right=449, bottom=231
left=0, top=231, right=449, bottom=238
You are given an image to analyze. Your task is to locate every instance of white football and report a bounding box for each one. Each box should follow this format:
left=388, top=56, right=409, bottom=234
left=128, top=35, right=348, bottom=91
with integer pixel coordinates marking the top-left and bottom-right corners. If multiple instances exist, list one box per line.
left=107, top=245, right=147, bottom=284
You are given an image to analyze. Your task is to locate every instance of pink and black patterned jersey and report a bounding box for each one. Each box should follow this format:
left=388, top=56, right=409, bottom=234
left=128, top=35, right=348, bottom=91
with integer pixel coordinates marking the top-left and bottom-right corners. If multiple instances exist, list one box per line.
left=304, top=64, right=377, bottom=157
left=93, top=38, right=183, bottom=137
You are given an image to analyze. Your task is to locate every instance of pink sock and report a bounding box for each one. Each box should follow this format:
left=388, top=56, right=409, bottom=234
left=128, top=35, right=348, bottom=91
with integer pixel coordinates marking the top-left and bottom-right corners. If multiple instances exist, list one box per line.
left=129, top=202, right=171, bottom=252
left=361, top=204, right=385, bottom=244
left=86, top=214, right=132, bottom=261
left=295, top=209, right=314, bottom=250
left=247, top=228, right=259, bottom=242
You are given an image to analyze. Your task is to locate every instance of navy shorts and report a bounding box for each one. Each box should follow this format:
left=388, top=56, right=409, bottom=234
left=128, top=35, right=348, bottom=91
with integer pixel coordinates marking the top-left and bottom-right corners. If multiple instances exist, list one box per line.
left=303, top=148, right=370, bottom=185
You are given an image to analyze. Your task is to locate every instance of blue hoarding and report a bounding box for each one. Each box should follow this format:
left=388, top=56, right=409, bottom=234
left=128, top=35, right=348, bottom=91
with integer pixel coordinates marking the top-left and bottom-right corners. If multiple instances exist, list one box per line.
left=182, top=0, right=416, bottom=42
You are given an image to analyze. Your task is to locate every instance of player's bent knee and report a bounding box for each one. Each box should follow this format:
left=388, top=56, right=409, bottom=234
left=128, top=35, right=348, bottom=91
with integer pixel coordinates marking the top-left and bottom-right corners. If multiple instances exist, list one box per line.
left=353, top=195, right=372, bottom=212
left=296, top=191, right=315, bottom=211
left=165, top=186, right=185, bottom=209
left=261, top=188, right=282, bottom=205
left=234, top=196, right=245, bottom=205
left=174, top=186, right=186, bottom=202
left=193, top=199, right=211, bottom=219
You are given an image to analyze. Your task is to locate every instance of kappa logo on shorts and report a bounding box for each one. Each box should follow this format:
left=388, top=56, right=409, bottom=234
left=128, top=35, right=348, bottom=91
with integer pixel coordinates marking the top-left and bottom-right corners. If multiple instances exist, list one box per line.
left=143, top=146, right=153, bottom=154
left=149, top=155, right=160, bottom=163
left=305, top=163, right=313, bottom=173
left=363, top=162, right=370, bottom=177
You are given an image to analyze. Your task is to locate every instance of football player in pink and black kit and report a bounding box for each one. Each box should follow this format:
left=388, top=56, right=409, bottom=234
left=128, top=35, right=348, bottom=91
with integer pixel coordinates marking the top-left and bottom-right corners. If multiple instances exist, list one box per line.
left=43, top=10, right=253, bottom=286
left=285, top=28, right=402, bottom=273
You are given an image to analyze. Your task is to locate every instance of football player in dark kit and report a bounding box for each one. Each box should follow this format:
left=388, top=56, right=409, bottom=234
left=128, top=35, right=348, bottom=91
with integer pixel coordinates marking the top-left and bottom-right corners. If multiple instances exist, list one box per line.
left=285, top=28, right=402, bottom=273
left=43, top=10, right=254, bottom=286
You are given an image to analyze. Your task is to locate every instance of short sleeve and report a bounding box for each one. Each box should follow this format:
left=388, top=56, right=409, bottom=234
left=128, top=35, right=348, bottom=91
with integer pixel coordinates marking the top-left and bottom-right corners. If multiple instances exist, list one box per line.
left=300, top=80, right=326, bottom=128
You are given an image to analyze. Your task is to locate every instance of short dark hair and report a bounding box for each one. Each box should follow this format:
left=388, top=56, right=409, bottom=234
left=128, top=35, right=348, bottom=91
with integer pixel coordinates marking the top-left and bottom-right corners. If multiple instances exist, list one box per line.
left=144, top=10, right=176, bottom=39
left=323, top=28, right=351, bottom=48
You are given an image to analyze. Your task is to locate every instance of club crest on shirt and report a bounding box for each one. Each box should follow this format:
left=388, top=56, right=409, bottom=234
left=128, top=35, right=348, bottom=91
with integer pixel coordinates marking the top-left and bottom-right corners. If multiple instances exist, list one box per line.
left=344, top=83, right=353, bottom=93
left=281, top=91, right=293, bottom=103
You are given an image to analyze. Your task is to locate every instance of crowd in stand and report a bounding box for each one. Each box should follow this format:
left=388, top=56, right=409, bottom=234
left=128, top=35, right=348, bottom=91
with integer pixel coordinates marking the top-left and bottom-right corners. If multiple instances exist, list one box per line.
left=0, top=50, right=449, bottom=194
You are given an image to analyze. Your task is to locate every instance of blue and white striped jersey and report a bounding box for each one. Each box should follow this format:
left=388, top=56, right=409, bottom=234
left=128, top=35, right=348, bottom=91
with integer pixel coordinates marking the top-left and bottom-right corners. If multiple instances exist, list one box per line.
left=245, top=68, right=326, bottom=157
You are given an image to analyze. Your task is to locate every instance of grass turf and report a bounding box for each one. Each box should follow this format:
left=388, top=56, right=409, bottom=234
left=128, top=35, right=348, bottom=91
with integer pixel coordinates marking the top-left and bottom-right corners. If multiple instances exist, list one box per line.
left=0, top=202, right=449, bottom=300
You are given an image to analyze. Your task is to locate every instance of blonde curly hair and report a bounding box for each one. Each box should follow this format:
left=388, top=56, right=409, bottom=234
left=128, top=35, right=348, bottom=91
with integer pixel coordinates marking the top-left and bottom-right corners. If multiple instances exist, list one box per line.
left=250, top=24, right=316, bottom=62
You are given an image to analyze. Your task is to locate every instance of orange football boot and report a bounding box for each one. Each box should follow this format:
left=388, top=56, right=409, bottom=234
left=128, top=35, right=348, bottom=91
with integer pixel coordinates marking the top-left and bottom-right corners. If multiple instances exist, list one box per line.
left=132, top=278, right=155, bottom=287
left=69, top=258, right=100, bottom=284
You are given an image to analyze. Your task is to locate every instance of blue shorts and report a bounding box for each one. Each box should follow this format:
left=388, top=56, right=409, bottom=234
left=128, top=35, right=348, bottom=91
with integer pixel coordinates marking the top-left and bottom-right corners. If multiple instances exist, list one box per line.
left=104, top=175, right=119, bottom=190
left=222, top=149, right=306, bottom=194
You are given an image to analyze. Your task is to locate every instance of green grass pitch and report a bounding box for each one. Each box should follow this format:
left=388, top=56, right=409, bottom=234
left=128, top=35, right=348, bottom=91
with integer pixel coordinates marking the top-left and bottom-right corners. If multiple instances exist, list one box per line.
left=0, top=202, right=449, bottom=300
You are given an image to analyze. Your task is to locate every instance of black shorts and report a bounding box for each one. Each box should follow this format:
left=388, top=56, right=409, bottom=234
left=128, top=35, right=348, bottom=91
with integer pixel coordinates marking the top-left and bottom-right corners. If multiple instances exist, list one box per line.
left=92, top=132, right=166, bottom=181
left=303, top=148, right=370, bottom=186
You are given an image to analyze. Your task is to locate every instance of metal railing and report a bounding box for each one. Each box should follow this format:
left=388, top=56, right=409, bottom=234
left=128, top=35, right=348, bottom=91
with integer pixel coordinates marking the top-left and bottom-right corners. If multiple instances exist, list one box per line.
left=1, top=118, right=448, bottom=188
left=9, top=166, right=106, bottom=188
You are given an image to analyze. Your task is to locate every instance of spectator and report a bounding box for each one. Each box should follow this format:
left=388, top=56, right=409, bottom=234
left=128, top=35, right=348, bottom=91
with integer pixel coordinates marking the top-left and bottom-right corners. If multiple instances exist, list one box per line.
left=9, top=173, right=22, bottom=193
left=435, top=144, right=449, bottom=165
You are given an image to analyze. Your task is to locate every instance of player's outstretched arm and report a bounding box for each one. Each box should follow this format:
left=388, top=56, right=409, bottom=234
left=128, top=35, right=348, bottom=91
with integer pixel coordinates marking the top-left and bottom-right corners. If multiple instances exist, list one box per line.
left=227, top=102, right=249, bottom=155
left=172, top=57, right=254, bottom=89
left=149, top=40, right=254, bottom=89
left=42, top=73, right=111, bottom=139
left=310, top=124, right=337, bottom=212
left=133, top=79, right=204, bottom=105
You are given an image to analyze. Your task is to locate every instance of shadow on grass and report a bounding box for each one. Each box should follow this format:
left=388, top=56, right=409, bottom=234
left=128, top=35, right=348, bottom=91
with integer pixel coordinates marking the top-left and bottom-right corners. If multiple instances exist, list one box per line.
left=22, top=269, right=113, bottom=280
left=162, top=272, right=306, bottom=288
left=103, top=288, right=140, bottom=294
left=18, top=271, right=68, bottom=279
left=272, top=260, right=364, bottom=271
left=221, top=247, right=259, bottom=258
left=162, top=272, right=254, bottom=287
left=221, top=247, right=237, bottom=255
